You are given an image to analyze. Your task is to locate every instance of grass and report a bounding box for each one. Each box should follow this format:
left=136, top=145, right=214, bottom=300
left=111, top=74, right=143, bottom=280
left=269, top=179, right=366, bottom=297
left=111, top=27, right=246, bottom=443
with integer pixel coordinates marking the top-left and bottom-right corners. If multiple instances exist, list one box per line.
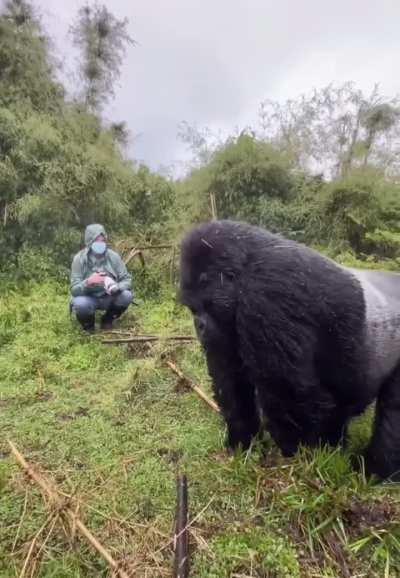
left=0, top=279, right=400, bottom=577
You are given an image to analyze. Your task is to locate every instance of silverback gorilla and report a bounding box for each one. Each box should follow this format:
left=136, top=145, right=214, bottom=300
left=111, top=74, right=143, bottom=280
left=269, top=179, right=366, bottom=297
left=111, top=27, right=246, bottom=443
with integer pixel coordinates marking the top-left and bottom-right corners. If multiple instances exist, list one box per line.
left=179, top=219, right=400, bottom=481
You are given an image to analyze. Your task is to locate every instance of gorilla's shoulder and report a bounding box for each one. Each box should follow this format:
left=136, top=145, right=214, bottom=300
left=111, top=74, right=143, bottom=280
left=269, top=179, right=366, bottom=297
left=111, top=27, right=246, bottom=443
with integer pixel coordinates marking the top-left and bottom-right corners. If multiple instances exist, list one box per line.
left=182, top=219, right=278, bottom=244
left=181, top=219, right=331, bottom=268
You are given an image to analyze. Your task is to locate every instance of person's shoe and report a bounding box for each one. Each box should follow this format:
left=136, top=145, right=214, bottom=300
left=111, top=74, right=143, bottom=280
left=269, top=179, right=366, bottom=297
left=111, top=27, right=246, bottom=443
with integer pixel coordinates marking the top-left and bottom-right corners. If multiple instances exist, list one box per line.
left=100, top=306, right=126, bottom=330
left=100, top=316, right=114, bottom=330
left=77, top=314, right=95, bottom=333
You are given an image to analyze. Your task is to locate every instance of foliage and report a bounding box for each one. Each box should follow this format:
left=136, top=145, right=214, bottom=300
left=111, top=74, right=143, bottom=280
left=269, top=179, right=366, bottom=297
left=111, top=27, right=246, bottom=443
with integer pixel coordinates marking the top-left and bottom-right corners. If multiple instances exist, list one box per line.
left=257, top=81, right=400, bottom=179
left=0, top=0, right=64, bottom=111
left=177, top=90, right=400, bottom=264
left=175, top=132, right=299, bottom=231
left=0, top=1, right=173, bottom=278
left=126, top=164, right=177, bottom=240
left=304, top=170, right=400, bottom=257
left=70, top=2, right=135, bottom=111
left=192, top=528, right=301, bottom=577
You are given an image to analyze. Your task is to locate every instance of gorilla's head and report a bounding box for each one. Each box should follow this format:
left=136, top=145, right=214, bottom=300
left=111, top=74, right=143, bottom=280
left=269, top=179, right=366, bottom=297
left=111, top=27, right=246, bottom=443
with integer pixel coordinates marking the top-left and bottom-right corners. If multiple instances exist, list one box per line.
left=179, top=220, right=250, bottom=346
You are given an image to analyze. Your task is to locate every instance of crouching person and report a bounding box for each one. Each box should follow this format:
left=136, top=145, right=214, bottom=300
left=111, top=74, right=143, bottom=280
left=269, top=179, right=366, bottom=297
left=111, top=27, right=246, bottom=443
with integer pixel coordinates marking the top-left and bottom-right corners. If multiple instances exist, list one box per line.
left=70, top=224, right=133, bottom=332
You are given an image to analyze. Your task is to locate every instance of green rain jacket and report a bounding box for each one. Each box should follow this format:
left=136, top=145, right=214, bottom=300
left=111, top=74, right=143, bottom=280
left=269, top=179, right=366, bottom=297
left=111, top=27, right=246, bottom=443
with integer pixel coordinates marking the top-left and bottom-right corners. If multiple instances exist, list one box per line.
left=70, top=224, right=132, bottom=298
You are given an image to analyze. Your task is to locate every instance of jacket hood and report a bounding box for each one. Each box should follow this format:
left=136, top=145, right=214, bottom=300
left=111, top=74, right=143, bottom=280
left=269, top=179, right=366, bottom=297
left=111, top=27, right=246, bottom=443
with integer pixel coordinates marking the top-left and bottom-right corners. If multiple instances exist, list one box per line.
left=84, top=224, right=107, bottom=247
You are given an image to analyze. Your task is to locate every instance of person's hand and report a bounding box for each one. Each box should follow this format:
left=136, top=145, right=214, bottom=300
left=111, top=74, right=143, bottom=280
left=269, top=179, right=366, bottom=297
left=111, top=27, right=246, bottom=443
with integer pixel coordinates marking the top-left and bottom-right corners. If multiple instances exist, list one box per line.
left=108, top=283, right=119, bottom=295
left=86, top=272, right=105, bottom=287
left=103, top=276, right=119, bottom=295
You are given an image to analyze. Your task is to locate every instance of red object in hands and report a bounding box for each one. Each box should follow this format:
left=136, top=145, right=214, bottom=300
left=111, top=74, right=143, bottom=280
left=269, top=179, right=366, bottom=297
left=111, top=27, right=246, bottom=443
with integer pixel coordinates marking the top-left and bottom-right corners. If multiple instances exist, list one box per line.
left=86, top=272, right=105, bottom=286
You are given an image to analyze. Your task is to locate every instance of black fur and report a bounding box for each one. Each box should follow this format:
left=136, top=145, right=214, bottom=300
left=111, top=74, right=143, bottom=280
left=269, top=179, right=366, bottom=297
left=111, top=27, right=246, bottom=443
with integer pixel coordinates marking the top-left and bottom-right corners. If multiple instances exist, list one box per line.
left=179, top=219, right=400, bottom=481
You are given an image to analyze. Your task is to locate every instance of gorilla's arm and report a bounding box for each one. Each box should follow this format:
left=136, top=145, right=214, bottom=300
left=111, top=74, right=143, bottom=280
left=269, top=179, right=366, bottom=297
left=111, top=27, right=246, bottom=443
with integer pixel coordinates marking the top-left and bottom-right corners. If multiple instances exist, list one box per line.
left=235, top=274, right=349, bottom=455
left=204, top=345, right=261, bottom=450
left=365, top=361, right=400, bottom=480
left=194, top=312, right=261, bottom=449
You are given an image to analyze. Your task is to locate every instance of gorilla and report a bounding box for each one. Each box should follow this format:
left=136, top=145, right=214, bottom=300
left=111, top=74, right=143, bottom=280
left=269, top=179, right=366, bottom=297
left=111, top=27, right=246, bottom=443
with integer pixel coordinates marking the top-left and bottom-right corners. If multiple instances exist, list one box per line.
left=179, top=219, right=400, bottom=481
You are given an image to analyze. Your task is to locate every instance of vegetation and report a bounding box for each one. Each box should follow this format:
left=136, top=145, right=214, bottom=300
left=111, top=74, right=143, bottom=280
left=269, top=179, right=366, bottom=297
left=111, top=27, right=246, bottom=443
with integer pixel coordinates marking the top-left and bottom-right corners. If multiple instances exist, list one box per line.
left=0, top=0, right=174, bottom=283
left=1, top=1, right=400, bottom=577
left=70, top=2, right=135, bottom=112
left=1, top=280, right=400, bottom=577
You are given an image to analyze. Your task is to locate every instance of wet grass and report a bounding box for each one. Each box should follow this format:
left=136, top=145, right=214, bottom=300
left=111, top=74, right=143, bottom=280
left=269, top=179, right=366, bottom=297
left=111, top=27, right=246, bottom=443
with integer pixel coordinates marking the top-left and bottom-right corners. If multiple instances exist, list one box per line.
left=0, top=280, right=400, bottom=577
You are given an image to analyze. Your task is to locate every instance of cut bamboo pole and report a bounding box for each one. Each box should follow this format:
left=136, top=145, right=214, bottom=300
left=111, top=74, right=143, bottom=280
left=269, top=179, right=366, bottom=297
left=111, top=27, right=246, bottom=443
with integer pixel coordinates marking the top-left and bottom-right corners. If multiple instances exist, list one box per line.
left=7, top=441, right=132, bottom=578
left=210, top=193, right=217, bottom=220
left=166, top=361, right=220, bottom=414
left=173, top=474, right=189, bottom=578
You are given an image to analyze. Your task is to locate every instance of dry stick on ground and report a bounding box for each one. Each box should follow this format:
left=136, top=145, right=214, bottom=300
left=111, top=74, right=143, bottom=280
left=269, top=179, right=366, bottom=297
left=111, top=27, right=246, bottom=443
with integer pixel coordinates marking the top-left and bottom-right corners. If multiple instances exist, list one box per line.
left=7, top=441, right=132, bottom=578
left=12, top=489, right=29, bottom=553
left=25, top=513, right=60, bottom=578
left=18, top=512, right=56, bottom=578
left=166, top=361, right=220, bottom=414
left=173, top=475, right=189, bottom=578
left=102, top=335, right=196, bottom=344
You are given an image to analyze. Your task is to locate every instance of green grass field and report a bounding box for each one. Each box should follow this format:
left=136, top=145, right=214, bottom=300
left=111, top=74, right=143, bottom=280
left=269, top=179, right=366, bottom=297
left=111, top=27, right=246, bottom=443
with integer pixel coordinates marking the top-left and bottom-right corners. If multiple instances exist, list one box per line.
left=1, top=281, right=400, bottom=577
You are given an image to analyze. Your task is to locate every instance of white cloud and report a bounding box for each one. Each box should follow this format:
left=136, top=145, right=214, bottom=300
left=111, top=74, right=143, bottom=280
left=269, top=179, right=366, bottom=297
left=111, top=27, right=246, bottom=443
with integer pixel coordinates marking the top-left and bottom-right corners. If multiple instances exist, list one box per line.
left=35, top=0, right=400, bottom=174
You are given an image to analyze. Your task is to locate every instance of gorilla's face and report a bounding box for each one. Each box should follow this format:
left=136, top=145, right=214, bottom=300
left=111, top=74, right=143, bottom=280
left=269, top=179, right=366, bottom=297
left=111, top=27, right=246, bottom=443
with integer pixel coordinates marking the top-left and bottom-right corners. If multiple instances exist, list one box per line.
left=180, top=266, right=238, bottom=348
left=179, top=220, right=251, bottom=349
left=193, top=310, right=221, bottom=347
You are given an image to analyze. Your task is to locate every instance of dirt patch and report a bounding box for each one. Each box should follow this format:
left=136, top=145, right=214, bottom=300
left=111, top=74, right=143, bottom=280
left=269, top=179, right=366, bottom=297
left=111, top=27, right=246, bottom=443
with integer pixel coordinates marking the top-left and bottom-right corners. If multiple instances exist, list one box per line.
left=156, top=447, right=183, bottom=464
left=34, top=391, right=53, bottom=402
left=1, top=391, right=54, bottom=408
left=288, top=523, right=354, bottom=578
left=57, top=407, right=89, bottom=422
left=127, top=341, right=154, bottom=359
left=343, top=498, right=398, bottom=535
left=173, top=376, right=192, bottom=395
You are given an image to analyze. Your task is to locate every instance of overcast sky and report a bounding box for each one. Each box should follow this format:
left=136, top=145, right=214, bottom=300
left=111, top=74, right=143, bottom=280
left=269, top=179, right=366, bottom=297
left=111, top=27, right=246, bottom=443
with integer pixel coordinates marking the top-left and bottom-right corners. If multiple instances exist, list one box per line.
left=36, top=0, right=400, bottom=176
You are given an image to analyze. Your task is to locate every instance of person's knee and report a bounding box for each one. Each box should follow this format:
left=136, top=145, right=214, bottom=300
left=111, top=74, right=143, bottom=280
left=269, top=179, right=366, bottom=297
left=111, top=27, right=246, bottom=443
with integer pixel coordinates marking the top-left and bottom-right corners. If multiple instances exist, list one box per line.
left=72, top=296, right=95, bottom=316
left=114, top=290, right=133, bottom=309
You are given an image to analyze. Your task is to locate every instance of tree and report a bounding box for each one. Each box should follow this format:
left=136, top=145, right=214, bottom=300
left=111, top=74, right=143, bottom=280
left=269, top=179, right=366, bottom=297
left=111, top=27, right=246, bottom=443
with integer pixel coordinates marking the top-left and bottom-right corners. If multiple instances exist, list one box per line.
left=70, top=2, right=135, bottom=112
left=174, top=131, right=300, bottom=234
left=257, top=82, right=400, bottom=179
left=0, top=0, right=64, bottom=110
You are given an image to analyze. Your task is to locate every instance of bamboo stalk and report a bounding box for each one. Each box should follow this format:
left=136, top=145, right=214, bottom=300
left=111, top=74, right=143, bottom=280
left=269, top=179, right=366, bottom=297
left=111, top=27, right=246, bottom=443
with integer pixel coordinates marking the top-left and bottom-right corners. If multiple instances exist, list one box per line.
left=136, top=244, right=173, bottom=250
left=210, top=193, right=217, bottom=220
left=7, top=441, right=132, bottom=578
left=102, top=335, right=195, bottom=344
left=123, top=244, right=173, bottom=253
left=173, top=475, right=189, bottom=578
left=124, top=248, right=146, bottom=268
left=166, top=361, right=220, bottom=413
left=170, top=245, right=176, bottom=285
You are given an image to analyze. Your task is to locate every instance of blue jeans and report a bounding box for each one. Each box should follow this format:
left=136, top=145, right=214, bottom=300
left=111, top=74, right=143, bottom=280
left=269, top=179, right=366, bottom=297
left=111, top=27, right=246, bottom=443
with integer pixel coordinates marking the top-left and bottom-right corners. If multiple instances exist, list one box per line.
left=71, top=290, right=133, bottom=318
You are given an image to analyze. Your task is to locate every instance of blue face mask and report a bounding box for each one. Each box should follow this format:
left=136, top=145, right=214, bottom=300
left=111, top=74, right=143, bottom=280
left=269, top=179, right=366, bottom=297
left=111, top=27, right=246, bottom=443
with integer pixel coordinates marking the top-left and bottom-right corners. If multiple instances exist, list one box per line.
left=91, top=241, right=107, bottom=255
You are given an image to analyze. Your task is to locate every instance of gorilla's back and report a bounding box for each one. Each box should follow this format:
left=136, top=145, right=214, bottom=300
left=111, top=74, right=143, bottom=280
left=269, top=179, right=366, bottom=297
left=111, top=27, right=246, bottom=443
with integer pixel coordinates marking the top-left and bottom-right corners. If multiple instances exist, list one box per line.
left=347, top=267, right=400, bottom=386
